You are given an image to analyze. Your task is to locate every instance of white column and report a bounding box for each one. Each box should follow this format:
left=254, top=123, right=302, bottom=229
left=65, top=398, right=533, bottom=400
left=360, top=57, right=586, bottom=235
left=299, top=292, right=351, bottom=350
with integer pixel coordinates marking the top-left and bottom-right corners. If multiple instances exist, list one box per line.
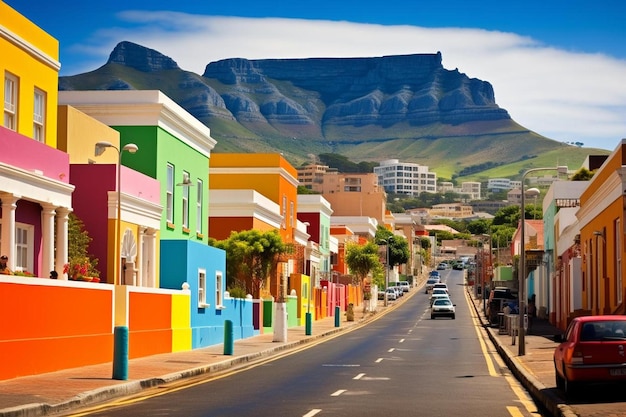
left=40, top=203, right=56, bottom=277
left=55, top=208, right=71, bottom=280
left=138, top=226, right=146, bottom=287
left=146, top=228, right=157, bottom=287
left=0, top=193, right=18, bottom=267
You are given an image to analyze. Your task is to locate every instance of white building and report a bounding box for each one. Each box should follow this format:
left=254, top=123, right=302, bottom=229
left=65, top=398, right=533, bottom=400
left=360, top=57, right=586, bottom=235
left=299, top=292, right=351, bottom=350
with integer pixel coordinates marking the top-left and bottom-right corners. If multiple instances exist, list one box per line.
left=374, top=159, right=437, bottom=196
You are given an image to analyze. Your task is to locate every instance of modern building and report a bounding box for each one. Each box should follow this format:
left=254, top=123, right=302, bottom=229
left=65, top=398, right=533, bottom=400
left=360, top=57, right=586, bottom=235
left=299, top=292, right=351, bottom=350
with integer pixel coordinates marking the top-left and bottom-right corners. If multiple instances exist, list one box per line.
left=373, top=159, right=437, bottom=196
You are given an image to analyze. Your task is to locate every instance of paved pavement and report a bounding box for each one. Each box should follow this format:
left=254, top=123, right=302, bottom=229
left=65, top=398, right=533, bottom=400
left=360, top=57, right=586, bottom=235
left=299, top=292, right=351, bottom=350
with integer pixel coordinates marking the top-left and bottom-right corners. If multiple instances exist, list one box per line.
left=1, top=280, right=625, bottom=417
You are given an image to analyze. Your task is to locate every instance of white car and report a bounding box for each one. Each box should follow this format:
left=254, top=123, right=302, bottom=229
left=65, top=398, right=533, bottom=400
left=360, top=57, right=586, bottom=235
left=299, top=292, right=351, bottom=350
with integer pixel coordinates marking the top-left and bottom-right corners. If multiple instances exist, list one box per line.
left=397, top=281, right=411, bottom=292
left=429, top=293, right=450, bottom=306
left=425, top=278, right=440, bottom=293
left=432, top=283, right=449, bottom=293
left=429, top=288, right=449, bottom=300
left=385, top=288, right=398, bottom=301
left=431, top=298, right=456, bottom=319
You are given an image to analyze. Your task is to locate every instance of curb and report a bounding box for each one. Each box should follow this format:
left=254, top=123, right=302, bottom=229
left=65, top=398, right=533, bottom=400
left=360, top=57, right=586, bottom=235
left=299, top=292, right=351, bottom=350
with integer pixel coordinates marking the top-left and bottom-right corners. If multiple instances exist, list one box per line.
left=467, top=289, right=577, bottom=417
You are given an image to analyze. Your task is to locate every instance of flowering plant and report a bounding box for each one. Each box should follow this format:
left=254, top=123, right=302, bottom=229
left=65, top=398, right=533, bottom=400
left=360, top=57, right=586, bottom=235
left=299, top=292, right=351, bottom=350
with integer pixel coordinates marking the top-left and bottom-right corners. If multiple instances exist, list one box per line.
left=13, top=270, right=35, bottom=277
left=63, top=258, right=90, bottom=279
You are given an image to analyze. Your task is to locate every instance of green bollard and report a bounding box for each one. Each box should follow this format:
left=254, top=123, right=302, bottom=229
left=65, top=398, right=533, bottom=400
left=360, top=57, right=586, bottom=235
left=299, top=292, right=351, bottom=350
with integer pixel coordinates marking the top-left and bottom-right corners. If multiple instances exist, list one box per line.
left=224, top=320, right=234, bottom=355
left=334, top=306, right=341, bottom=327
left=112, top=326, right=129, bottom=380
left=305, top=312, right=312, bottom=335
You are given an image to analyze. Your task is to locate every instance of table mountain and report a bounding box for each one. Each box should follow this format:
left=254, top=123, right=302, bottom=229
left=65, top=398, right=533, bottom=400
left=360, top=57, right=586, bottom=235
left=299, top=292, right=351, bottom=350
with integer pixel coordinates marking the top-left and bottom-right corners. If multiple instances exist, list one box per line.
left=59, top=41, right=601, bottom=178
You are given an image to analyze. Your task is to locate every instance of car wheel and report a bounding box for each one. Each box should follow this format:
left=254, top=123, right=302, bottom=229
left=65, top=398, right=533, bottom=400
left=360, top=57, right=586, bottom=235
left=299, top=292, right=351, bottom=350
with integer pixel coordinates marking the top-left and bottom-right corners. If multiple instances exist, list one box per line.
left=451, top=314, right=455, bottom=320
left=554, top=363, right=565, bottom=390
left=563, top=365, right=579, bottom=398
left=431, top=315, right=435, bottom=319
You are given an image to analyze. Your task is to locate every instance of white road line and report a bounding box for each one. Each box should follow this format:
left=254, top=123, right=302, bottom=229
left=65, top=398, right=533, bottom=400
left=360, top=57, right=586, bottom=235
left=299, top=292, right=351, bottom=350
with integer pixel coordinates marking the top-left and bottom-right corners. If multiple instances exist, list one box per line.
left=303, top=409, right=322, bottom=417
left=375, top=358, right=383, bottom=363
left=331, top=390, right=346, bottom=396
left=353, top=373, right=365, bottom=380
left=399, top=338, right=405, bottom=343
left=388, top=348, right=395, bottom=352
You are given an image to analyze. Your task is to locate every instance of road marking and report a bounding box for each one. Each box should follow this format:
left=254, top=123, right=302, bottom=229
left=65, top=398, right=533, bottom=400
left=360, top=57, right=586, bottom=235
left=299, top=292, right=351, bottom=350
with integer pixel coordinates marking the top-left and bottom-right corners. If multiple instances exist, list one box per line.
left=399, top=338, right=405, bottom=343
left=353, top=373, right=365, bottom=380
left=465, top=290, right=498, bottom=377
left=375, top=358, right=383, bottom=363
left=303, top=409, right=322, bottom=417
left=322, top=364, right=360, bottom=367
left=388, top=348, right=395, bottom=352
left=506, top=406, right=524, bottom=416
left=504, top=374, right=539, bottom=415
left=331, top=390, right=346, bottom=396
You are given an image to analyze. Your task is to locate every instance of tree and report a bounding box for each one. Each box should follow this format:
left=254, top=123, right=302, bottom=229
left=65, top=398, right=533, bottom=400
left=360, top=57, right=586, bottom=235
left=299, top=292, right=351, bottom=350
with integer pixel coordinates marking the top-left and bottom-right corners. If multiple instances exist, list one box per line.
left=492, top=205, right=521, bottom=227
left=210, top=230, right=292, bottom=299
left=374, top=226, right=410, bottom=268
left=345, top=241, right=381, bottom=285
left=571, top=167, right=594, bottom=181
left=467, top=219, right=491, bottom=235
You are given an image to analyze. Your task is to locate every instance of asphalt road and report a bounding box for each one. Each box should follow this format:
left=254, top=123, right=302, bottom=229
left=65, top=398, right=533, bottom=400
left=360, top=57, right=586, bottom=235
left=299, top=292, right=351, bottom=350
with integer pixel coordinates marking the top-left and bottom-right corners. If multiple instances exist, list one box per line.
left=68, top=269, right=547, bottom=417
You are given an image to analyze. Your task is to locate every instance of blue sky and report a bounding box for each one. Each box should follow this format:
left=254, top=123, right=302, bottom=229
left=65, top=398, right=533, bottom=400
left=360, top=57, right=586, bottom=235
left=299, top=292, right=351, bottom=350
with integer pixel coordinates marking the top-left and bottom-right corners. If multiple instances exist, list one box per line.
left=7, top=0, right=626, bottom=151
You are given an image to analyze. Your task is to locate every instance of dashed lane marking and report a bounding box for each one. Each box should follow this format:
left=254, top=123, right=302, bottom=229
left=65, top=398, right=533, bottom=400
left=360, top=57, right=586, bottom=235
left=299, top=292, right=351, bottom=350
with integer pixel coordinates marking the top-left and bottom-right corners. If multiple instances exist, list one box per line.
left=331, top=390, right=346, bottom=396
left=303, top=409, right=322, bottom=417
left=353, top=373, right=365, bottom=380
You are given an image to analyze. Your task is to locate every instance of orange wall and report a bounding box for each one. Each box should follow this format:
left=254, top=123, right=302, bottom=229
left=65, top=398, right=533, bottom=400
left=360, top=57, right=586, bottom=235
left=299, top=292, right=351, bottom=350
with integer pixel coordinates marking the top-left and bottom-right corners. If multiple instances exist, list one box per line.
left=129, top=290, right=174, bottom=358
left=0, top=279, right=114, bottom=380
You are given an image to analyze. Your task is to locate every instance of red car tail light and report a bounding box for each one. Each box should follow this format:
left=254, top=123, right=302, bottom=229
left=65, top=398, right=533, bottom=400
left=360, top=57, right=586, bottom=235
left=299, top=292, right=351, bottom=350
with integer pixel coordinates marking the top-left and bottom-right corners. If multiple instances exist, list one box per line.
left=571, top=347, right=584, bottom=365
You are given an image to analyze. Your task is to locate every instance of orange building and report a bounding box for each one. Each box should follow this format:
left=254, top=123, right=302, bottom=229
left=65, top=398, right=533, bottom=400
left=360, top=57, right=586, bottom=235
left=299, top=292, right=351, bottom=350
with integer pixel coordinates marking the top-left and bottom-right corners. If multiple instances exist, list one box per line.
left=577, top=139, right=626, bottom=315
left=209, top=153, right=303, bottom=299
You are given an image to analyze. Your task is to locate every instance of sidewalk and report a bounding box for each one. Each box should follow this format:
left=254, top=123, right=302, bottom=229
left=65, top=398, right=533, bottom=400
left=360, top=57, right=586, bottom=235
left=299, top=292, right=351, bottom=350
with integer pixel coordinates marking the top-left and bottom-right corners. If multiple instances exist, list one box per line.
left=0, top=281, right=608, bottom=417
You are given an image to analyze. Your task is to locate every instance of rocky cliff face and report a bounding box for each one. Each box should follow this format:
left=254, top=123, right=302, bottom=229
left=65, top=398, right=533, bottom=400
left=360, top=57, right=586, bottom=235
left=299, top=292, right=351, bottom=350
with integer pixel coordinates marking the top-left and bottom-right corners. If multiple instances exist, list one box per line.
left=107, top=41, right=180, bottom=72
left=200, top=52, right=509, bottom=128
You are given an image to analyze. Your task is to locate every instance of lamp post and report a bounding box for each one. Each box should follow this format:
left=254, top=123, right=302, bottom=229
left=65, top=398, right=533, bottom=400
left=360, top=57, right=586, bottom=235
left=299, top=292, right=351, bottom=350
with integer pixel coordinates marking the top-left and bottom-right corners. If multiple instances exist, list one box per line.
left=95, top=141, right=139, bottom=285
left=379, top=237, right=393, bottom=307
left=480, top=233, right=492, bottom=315
left=518, top=166, right=567, bottom=355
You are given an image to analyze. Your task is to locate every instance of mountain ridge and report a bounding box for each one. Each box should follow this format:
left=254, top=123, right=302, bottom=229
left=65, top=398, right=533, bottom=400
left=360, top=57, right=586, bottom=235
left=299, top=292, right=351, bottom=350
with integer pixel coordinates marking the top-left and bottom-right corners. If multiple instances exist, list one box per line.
left=59, top=41, right=607, bottom=180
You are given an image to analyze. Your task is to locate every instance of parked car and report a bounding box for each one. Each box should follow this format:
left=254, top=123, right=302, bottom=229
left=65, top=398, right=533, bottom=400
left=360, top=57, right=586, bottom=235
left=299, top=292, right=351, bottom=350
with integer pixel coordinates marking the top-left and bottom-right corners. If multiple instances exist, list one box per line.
left=431, top=298, right=456, bottom=319
left=397, top=281, right=411, bottom=292
left=385, top=288, right=398, bottom=301
left=425, top=278, right=440, bottom=293
left=554, top=315, right=626, bottom=397
left=436, top=263, right=448, bottom=270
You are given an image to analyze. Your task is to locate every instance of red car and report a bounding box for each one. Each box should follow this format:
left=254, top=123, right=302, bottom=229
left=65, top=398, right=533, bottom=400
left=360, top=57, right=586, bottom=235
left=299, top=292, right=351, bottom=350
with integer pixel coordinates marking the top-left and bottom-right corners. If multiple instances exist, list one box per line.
left=554, top=315, right=626, bottom=396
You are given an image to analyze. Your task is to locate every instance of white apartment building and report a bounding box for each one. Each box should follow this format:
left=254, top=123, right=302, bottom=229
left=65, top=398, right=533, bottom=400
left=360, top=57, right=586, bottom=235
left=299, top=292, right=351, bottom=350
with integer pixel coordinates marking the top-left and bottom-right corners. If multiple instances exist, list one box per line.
left=374, top=159, right=437, bottom=196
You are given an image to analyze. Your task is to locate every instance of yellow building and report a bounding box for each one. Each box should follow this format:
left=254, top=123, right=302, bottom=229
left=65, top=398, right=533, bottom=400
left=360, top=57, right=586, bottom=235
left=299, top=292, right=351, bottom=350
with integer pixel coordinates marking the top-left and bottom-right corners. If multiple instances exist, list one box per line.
left=1, top=1, right=59, bottom=145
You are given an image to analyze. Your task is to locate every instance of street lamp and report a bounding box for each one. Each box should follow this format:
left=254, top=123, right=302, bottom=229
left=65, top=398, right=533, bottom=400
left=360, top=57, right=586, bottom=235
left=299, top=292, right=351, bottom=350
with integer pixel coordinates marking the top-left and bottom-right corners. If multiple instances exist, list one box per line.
left=379, top=237, right=394, bottom=307
left=95, top=141, right=139, bottom=285
left=518, top=166, right=567, bottom=355
left=480, top=233, right=492, bottom=315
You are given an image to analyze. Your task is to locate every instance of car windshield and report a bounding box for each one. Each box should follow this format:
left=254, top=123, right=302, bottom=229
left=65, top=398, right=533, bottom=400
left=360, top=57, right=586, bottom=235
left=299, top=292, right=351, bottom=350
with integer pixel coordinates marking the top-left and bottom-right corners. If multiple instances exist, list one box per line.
left=433, top=299, right=452, bottom=306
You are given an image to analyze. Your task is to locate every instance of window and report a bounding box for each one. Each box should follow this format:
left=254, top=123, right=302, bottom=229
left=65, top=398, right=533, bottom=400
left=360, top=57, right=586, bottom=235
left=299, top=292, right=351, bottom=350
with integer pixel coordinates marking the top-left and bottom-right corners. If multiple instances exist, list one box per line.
left=182, top=171, right=190, bottom=229
left=198, top=269, right=208, bottom=308
left=282, top=195, right=287, bottom=229
left=216, top=271, right=223, bottom=307
left=166, top=164, right=174, bottom=224
left=15, top=224, right=33, bottom=273
left=4, top=73, right=17, bottom=130
left=290, top=201, right=294, bottom=228
left=196, top=179, right=203, bottom=234
left=616, top=219, right=622, bottom=304
left=33, top=89, right=45, bottom=142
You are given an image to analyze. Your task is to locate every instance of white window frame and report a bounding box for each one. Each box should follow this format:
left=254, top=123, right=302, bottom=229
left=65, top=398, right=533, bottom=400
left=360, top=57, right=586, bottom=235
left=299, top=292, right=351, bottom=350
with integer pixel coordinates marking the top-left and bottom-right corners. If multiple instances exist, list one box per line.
left=15, top=223, right=34, bottom=273
left=166, top=164, right=174, bottom=223
left=33, top=88, right=45, bottom=142
left=196, top=179, right=203, bottom=234
left=282, top=195, right=287, bottom=229
left=198, top=268, right=209, bottom=308
left=182, top=171, right=190, bottom=229
left=616, top=219, right=622, bottom=304
left=4, top=72, right=18, bottom=131
left=215, top=271, right=225, bottom=309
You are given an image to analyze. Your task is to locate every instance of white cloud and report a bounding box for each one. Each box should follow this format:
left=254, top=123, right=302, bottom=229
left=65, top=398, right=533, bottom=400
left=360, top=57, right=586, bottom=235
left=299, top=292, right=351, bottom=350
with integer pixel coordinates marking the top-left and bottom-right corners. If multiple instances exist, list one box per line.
left=66, top=12, right=626, bottom=151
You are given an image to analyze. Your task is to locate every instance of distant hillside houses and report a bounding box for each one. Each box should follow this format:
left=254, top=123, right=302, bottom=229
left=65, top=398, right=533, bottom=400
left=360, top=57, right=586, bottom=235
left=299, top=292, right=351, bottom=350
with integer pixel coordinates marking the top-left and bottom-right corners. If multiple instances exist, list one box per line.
left=487, top=178, right=522, bottom=192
